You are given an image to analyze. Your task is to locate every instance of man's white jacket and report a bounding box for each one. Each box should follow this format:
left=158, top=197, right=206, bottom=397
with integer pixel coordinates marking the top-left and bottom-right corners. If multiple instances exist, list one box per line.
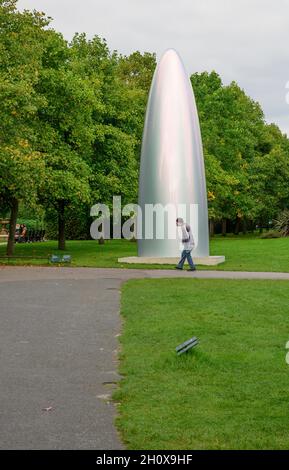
left=178, top=223, right=195, bottom=251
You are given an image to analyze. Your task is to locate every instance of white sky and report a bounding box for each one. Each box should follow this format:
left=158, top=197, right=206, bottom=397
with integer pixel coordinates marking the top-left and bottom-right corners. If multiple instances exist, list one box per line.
left=17, top=0, right=289, bottom=135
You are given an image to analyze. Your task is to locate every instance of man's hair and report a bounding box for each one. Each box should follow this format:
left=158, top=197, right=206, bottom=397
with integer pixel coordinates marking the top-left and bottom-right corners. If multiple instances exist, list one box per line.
left=176, top=218, right=184, bottom=224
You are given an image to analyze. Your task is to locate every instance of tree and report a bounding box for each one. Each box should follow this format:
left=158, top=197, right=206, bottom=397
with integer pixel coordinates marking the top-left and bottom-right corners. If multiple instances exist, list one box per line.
left=116, top=51, right=156, bottom=156
left=191, top=71, right=275, bottom=234
left=0, top=144, right=44, bottom=254
left=39, top=147, right=91, bottom=250
left=249, top=125, right=289, bottom=224
left=0, top=0, right=48, bottom=254
left=69, top=34, right=140, bottom=209
left=35, top=30, right=95, bottom=249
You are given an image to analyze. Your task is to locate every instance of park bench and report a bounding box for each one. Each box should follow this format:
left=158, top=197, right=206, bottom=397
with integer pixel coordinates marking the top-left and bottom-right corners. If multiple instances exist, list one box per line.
left=49, top=255, right=71, bottom=263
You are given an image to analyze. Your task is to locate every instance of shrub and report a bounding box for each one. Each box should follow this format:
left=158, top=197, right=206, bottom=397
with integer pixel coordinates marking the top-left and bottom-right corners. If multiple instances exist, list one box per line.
left=260, top=230, right=282, bottom=239
left=274, top=209, right=289, bottom=237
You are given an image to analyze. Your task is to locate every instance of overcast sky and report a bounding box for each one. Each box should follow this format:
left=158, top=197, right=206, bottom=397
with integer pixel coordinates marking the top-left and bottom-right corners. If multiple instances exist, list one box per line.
left=17, top=0, right=289, bottom=135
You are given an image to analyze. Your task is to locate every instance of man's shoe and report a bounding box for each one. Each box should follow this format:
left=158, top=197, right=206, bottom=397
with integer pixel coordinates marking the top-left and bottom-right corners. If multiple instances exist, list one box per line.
left=175, top=266, right=183, bottom=270
left=188, top=267, right=196, bottom=271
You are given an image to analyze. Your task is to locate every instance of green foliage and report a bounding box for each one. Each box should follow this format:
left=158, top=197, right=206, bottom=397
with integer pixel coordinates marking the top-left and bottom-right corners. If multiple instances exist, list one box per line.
left=0, top=0, right=47, bottom=211
left=274, top=209, right=289, bottom=237
left=92, top=124, right=138, bottom=205
left=17, top=218, right=43, bottom=230
left=259, top=230, right=282, bottom=239
left=0, top=144, right=45, bottom=207
left=260, top=230, right=282, bottom=239
left=69, top=34, right=143, bottom=207
left=191, top=72, right=289, bottom=227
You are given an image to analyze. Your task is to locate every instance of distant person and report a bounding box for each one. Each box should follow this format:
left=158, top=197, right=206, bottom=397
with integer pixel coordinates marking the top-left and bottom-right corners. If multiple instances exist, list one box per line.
left=22, top=224, right=27, bottom=240
left=19, top=224, right=27, bottom=243
left=15, top=224, right=20, bottom=243
left=175, top=218, right=196, bottom=271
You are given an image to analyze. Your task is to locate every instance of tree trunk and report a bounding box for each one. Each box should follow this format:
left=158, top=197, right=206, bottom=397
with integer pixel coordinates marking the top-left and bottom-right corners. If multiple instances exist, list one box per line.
left=98, top=236, right=105, bottom=245
left=209, top=219, right=215, bottom=237
left=221, top=219, right=227, bottom=236
left=6, top=198, right=19, bottom=256
left=234, top=217, right=241, bottom=235
left=58, top=200, right=66, bottom=250
left=242, top=219, right=247, bottom=235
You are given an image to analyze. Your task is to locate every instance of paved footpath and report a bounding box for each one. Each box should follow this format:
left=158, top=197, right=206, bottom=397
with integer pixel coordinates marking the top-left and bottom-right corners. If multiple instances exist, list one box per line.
left=1, top=266, right=289, bottom=450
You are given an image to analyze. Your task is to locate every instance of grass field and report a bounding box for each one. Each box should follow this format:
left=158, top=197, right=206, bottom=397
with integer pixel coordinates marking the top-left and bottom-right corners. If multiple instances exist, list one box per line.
left=116, top=279, right=289, bottom=449
left=1, top=235, right=289, bottom=271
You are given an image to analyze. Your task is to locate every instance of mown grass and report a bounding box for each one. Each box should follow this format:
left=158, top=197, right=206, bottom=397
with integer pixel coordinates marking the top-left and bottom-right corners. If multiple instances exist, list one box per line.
left=115, top=279, right=289, bottom=449
left=0, top=235, right=289, bottom=271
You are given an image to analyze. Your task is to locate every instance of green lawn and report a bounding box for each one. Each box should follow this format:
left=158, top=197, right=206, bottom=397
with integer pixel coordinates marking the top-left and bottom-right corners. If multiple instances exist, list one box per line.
left=116, top=279, right=289, bottom=449
left=1, top=235, right=289, bottom=271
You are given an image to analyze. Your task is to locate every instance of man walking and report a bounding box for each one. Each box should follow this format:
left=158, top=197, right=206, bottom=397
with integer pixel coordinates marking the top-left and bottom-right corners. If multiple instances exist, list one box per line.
left=175, top=218, right=196, bottom=271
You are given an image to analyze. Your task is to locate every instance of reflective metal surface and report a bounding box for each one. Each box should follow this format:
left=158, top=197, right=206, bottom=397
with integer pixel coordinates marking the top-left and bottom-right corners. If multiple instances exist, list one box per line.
left=138, top=49, right=209, bottom=257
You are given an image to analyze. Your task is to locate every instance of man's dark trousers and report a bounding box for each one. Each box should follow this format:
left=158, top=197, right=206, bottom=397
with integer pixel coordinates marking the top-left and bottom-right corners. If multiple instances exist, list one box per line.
left=177, top=250, right=195, bottom=269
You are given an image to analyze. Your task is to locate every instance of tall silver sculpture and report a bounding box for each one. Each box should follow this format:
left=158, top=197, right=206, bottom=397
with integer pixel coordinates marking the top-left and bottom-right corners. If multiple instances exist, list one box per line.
left=138, top=48, right=209, bottom=258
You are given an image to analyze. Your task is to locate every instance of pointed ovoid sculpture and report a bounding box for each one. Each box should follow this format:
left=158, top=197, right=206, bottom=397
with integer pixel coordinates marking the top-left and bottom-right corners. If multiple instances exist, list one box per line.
left=119, top=49, right=225, bottom=265
left=138, top=48, right=209, bottom=258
